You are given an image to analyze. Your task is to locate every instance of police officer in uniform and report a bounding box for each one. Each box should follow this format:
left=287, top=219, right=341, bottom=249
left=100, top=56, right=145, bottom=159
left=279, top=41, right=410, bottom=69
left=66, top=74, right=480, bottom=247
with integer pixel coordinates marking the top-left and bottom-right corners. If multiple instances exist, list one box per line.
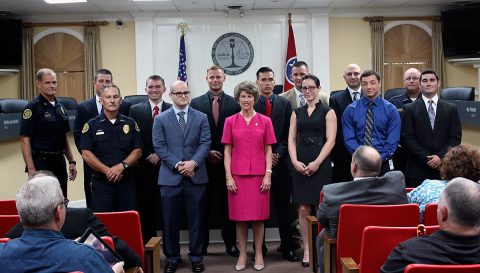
left=20, top=68, right=77, bottom=197
left=80, top=84, right=142, bottom=212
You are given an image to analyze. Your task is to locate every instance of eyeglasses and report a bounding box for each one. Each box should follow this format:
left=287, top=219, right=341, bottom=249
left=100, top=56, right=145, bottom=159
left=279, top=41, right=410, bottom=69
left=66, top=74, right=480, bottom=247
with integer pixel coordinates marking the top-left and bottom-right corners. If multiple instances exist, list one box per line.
left=346, top=72, right=360, bottom=77
left=59, top=198, right=69, bottom=208
left=405, top=77, right=419, bottom=82
left=301, top=86, right=317, bottom=92
left=171, top=91, right=190, bottom=97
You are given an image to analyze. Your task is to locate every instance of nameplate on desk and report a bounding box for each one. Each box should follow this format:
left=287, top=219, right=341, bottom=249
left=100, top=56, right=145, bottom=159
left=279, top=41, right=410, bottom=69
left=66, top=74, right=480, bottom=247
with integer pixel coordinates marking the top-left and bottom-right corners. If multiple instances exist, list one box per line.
left=449, top=101, right=480, bottom=127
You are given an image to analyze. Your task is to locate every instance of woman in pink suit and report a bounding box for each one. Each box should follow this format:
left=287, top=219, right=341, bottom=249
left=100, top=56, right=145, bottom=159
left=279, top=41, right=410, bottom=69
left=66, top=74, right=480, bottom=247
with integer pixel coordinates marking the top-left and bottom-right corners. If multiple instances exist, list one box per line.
left=222, top=81, right=276, bottom=271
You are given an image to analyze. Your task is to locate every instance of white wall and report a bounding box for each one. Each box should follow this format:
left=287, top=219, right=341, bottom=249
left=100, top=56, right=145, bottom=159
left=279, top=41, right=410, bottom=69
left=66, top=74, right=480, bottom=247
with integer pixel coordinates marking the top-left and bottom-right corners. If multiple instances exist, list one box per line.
left=134, top=10, right=330, bottom=100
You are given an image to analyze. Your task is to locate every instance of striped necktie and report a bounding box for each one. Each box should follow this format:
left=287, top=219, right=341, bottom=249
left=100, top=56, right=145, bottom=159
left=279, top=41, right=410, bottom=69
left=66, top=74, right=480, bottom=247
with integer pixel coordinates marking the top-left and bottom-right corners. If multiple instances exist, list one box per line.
left=364, top=101, right=374, bottom=146
left=178, top=111, right=186, bottom=136
left=428, top=100, right=435, bottom=129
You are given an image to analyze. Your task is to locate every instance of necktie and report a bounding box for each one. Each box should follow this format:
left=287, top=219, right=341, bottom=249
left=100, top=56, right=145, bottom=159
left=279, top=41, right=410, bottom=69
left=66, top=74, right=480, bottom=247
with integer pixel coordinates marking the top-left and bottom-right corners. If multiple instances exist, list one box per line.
left=364, top=101, right=374, bottom=146
left=353, top=92, right=359, bottom=101
left=428, top=100, right=435, bottom=129
left=265, top=99, right=272, bottom=117
left=98, top=98, right=102, bottom=114
left=178, top=111, right=186, bottom=136
left=299, top=94, right=306, bottom=107
left=152, top=105, right=159, bottom=124
left=212, top=95, right=219, bottom=126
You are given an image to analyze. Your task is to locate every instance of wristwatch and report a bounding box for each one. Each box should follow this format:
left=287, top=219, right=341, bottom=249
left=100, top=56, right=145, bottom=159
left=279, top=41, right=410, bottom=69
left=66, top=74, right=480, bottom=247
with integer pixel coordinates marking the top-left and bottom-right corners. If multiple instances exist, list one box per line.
left=121, top=161, right=129, bottom=169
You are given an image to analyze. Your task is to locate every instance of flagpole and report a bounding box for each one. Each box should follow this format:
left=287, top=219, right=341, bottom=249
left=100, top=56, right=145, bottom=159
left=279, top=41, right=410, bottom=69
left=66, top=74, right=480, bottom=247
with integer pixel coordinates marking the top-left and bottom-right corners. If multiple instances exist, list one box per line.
left=284, top=13, right=297, bottom=92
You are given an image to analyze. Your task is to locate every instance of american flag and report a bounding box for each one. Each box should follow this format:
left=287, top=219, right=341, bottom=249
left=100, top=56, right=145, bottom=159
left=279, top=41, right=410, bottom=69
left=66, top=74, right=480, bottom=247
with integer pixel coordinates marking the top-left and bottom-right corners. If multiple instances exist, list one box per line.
left=177, top=34, right=188, bottom=82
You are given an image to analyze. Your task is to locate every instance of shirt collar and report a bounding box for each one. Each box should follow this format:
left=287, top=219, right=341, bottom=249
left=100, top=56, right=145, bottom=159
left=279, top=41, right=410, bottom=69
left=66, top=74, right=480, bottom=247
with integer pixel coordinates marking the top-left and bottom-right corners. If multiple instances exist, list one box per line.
left=207, top=91, right=224, bottom=101
left=259, top=94, right=274, bottom=104
left=422, top=94, right=438, bottom=105
left=149, top=99, right=163, bottom=111
left=347, top=86, right=362, bottom=96
left=294, top=87, right=302, bottom=97
left=172, top=104, right=189, bottom=115
left=361, top=95, right=381, bottom=106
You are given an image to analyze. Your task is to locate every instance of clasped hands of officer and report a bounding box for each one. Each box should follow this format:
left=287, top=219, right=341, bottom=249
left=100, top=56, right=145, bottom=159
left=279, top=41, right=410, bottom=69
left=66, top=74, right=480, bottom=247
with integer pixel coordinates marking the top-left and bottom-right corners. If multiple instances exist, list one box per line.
left=105, top=163, right=125, bottom=183
left=177, top=160, right=196, bottom=178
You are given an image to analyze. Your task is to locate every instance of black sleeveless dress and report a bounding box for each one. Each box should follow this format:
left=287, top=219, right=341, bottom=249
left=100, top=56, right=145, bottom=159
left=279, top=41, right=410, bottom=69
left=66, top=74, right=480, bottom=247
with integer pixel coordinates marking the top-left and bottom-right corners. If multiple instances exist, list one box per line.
left=292, top=102, right=332, bottom=205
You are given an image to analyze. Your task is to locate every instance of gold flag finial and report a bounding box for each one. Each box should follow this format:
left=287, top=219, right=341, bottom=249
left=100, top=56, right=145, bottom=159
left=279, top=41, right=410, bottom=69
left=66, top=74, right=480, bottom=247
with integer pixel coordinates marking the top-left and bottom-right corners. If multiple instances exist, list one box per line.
left=177, top=22, right=187, bottom=36
left=288, top=12, right=292, bottom=24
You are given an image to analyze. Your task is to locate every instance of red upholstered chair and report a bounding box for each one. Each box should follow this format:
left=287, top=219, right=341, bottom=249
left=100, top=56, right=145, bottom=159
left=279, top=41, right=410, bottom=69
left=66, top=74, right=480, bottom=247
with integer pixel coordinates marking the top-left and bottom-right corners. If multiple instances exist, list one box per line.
left=405, top=187, right=415, bottom=193
left=341, top=225, right=439, bottom=273
left=0, top=238, right=11, bottom=243
left=404, top=264, right=480, bottom=273
left=325, top=204, right=420, bottom=273
left=423, top=203, right=438, bottom=226
left=0, top=215, right=20, bottom=237
left=95, top=210, right=161, bottom=273
left=0, top=199, right=18, bottom=215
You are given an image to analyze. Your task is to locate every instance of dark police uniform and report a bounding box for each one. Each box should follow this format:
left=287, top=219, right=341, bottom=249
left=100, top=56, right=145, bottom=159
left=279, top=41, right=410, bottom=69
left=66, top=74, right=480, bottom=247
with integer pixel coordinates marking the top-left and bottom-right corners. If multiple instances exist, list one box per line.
left=79, top=112, right=142, bottom=212
left=20, top=94, right=70, bottom=196
left=388, top=92, right=422, bottom=174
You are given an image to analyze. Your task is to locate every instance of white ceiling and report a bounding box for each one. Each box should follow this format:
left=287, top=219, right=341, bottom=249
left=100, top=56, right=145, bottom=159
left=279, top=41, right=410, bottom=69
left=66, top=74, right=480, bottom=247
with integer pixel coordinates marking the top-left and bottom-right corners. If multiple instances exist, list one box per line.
left=0, top=0, right=478, bottom=20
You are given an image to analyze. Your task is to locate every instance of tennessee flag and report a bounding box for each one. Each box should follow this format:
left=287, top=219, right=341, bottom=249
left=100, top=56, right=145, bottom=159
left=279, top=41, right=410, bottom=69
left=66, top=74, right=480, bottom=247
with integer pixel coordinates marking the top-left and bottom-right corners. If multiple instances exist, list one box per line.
left=283, top=13, right=297, bottom=92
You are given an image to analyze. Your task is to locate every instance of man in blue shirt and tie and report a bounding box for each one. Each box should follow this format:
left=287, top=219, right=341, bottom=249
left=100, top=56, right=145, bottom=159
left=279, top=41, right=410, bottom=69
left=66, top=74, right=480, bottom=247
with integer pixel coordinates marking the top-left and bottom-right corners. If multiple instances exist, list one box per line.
left=342, top=70, right=401, bottom=175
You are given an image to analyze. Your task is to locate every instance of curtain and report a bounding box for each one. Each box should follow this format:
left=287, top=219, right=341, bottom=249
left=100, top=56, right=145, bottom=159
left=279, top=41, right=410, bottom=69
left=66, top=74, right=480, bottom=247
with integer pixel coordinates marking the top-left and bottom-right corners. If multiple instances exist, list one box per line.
left=370, top=17, right=384, bottom=80
left=432, top=17, right=446, bottom=86
left=20, top=25, right=35, bottom=100
left=83, top=23, right=100, bottom=99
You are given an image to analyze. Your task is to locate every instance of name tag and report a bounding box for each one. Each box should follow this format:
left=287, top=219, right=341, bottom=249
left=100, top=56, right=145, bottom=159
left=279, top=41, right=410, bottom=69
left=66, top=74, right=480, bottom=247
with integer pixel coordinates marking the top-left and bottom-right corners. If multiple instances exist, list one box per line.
left=96, top=130, right=105, bottom=135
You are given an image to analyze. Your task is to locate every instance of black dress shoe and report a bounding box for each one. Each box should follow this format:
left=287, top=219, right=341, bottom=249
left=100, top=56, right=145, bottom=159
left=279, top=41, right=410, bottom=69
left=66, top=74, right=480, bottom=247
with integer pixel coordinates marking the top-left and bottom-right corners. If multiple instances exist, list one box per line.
left=191, top=261, right=205, bottom=273
left=226, top=245, right=240, bottom=257
left=282, top=250, right=300, bottom=262
left=301, top=261, right=310, bottom=267
left=164, top=262, right=178, bottom=273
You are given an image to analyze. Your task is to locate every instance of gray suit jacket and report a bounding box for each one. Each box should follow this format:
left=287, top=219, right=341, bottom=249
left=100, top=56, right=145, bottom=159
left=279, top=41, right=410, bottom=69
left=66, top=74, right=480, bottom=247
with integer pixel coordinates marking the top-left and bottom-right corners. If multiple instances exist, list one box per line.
left=317, top=171, right=408, bottom=238
left=152, top=106, right=211, bottom=186
left=280, top=87, right=328, bottom=109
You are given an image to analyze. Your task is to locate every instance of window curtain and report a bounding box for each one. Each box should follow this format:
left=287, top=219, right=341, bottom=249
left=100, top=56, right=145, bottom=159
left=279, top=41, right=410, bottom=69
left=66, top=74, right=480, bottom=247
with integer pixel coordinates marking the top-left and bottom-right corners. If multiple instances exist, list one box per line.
left=21, top=25, right=35, bottom=100
left=84, top=23, right=100, bottom=99
left=370, top=17, right=384, bottom=80
left=432, top=17, right=446, bottom=86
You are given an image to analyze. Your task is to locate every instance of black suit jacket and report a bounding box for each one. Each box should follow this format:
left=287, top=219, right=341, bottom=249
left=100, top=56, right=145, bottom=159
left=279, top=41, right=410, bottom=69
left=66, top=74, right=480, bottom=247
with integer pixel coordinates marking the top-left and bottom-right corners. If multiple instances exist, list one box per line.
left=401, top=98, right=462, bottom=180
left=190, top=91, right=240, bottom=152
left=74, top=97, right=131, bottom=149
left=329, top=88, right=354, bottom=181
left=6, top=207, right=141, bottom=268
left=129, top=100, right=172, bottom=161
left=254, top=94, right=292, bottom=159
left=316, top=171, right=408, bottom=238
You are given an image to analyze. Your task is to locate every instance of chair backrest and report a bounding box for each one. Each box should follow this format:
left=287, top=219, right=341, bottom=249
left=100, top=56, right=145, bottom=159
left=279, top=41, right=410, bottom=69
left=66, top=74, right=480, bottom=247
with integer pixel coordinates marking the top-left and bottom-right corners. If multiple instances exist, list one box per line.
left=423, top=203, right=438, bottom=226
left=0, top=238, right=11, bottom=243
left=57, top=96, right=78, bottom=110
left=358, top=225, right=439, bottom=273
left=405, top=187, right=415, bottom=193
left=0, top=99, right=28, bottom=114
left=0, top=199, right=18, bottom=215
left=123, top=95, right=148, bottom=106
left=95, top=211, right=144, bottom=263
left=0, top=215, right=20, bottom=237
left=384, top=88, right=406, bottom=101
left=440, top=87, right=475, bottom=101
left=404, top=264, right=480, bottom=273
left=336, top=204, right=420, bottom=273
left=273, top=84, right=284, bottom=94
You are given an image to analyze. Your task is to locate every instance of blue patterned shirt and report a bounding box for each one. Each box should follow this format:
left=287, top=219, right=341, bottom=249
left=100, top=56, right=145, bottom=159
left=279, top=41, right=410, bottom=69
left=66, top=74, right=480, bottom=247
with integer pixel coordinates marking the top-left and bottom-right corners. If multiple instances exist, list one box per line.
left=408, top=179, right=448, bottom=220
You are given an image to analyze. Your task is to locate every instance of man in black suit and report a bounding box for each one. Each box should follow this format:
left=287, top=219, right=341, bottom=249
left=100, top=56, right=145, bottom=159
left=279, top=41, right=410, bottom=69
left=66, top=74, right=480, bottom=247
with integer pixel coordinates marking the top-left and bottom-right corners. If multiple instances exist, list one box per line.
left=388, top=68, right=422, bottom=174
left=129, top=75, right=172, bottom=243
left=190, top=65, right=240, bottom=257
left=74, top=69, right=131, bottom=208
left=402, top=69, right=462, bottom=187
left=329, top=63, right=362, bottom=182
left=254, top=67, right=299, bottom=262
left=315, top=145, right=408, bottom=273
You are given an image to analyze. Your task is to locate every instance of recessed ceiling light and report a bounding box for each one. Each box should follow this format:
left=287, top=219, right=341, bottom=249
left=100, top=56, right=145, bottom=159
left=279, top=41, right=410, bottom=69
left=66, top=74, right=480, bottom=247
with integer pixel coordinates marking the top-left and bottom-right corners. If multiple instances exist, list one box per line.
left=44, top=0, right=87, bottom=3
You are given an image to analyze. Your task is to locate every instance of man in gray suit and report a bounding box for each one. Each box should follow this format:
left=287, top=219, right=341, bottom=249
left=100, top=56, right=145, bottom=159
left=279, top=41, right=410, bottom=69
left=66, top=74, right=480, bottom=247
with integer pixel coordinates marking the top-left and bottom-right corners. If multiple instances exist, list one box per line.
left=152, top=80, right=211, bottom=273
left=280, top=61, right=327, bottom=107
left=315, top=145, right=408, bottom=273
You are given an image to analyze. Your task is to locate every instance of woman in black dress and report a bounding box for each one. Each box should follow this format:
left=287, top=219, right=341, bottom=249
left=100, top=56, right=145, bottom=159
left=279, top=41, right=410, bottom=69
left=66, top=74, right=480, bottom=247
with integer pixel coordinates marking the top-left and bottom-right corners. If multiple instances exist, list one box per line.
left=288, top=74, right=337, bottom=266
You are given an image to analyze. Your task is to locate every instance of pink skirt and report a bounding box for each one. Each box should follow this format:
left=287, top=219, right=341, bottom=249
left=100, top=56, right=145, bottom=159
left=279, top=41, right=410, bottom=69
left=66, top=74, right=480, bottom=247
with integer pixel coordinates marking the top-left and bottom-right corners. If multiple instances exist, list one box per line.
left=228, top=175, right=270, bottom=221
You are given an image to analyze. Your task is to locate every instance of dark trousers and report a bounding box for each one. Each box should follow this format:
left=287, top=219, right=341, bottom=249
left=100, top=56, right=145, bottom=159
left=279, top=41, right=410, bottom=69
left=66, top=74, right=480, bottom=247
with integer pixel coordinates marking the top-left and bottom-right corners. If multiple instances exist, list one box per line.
left=331, top=143, right=353, bottom=183
left=91, top=171, right=136, bottom=212
left=379, top=160, right=393, bottom=176
left=203, top=162, right=236, bottom=252
left=134, top=162, right=161, bottom=244
left=32, top=153, right=68, bottom=197
left=160, top=179, right=206, bottom=263
left=271, top=161, right=296, bottom=251
left=83, top=162, right=93, bottom=208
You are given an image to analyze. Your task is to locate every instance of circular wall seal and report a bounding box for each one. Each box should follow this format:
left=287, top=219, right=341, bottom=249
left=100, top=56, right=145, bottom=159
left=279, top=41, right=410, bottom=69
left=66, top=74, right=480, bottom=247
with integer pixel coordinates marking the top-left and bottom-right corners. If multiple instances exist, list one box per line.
left=211, top=32, right=254, bottom=75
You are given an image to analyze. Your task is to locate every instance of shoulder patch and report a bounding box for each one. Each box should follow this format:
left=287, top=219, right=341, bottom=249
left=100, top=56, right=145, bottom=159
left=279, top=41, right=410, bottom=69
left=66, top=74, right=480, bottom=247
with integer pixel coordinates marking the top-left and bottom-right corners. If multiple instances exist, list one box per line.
left=22, top=109, right=32, bottom=119
left=135, top=122, right=140, bottom=132
left=82, top=123, right=89, bottom=133
left=123, top=124, right=130, bottom=134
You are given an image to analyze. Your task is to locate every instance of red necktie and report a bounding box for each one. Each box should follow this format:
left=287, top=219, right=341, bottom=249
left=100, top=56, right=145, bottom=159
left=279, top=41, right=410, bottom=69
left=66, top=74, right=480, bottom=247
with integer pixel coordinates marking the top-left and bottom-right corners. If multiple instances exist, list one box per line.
left=265, top=99, right=272, bottom=117
left=153, top=105, right=159, bottom=122
left=212, top=95, right=219, bottom=126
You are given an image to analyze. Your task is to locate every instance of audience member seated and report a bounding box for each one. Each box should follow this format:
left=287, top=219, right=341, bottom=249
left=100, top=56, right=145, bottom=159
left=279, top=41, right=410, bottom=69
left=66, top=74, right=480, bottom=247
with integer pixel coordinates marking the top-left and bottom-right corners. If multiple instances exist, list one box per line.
left=381, top=177, right=480, bottom=273
left=0, top=174, right=124, bottom=273
left=408, top=144, right=480, bottom=219
left=6, top=170, right=143, bottom=271
left=316, top=145, right=408, bottom=273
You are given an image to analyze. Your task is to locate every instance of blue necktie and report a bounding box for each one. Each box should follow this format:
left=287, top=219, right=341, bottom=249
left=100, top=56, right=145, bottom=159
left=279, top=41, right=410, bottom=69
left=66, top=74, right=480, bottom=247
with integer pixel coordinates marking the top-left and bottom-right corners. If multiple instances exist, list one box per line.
left=178, top=111, right=186, bottom=136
